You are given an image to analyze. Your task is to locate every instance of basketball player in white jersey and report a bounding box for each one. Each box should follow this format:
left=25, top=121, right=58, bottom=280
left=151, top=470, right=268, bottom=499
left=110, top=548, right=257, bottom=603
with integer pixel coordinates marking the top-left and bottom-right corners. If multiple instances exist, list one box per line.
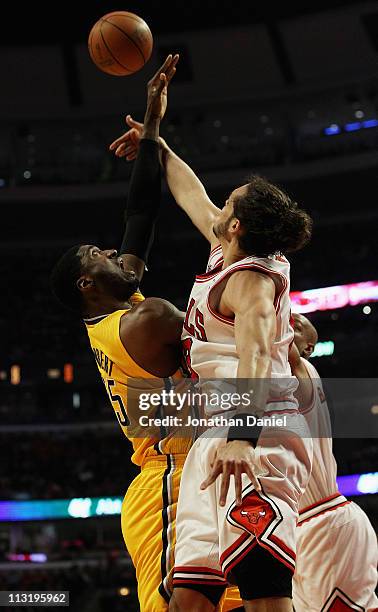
left=110, top=120, right=314, bottom=610
left=166, top=176, right=313, bottom=611
left=290, top=313, right=378, bottom=612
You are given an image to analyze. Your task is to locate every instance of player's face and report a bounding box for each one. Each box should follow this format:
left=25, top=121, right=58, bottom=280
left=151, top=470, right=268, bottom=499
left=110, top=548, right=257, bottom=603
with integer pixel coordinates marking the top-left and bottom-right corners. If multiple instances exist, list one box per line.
left=78, top=245, right=139, bottom=300
left=293, top=313, right=318, bottom=359
left=213, top=184, right=248, bottom=239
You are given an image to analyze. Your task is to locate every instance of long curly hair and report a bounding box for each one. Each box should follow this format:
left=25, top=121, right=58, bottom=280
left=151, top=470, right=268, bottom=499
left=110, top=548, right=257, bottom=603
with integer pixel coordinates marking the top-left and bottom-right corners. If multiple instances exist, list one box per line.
left=232, top=176, right=312, bottom=257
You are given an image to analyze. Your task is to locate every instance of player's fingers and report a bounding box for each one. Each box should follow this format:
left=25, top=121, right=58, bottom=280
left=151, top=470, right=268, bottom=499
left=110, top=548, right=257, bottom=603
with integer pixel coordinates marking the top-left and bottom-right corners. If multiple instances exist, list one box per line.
left=200, top=462, right=222, bottom=490
left=109, top=133, right=130, bottom=151
left=243, top=461, right=261, bottom=492
left=166, top=66, right=176, bottom=84
left=155, top=73, right=167, bottom=94
left=234, top=462, right=242, bottom=506
left=115, top=143, right=128, bottom=157
left=166, top=55, right=179, bottom=83
left=150, top=54, right=172, bottom=83
left=125, top=115, right=143, bottom=129
left=219, top=463, right=232, bottom=507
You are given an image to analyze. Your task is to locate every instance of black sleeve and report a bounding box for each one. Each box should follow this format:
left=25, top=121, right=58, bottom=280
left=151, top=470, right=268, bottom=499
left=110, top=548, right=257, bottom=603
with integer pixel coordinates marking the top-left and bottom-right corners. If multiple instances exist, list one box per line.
left=119, top=138, right=161, bottom=264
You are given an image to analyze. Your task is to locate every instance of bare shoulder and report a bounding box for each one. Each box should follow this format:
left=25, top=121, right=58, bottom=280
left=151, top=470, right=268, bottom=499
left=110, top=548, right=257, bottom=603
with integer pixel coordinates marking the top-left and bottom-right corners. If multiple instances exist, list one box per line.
left=121, top=297, right=184, bottom=347
left=225, top=269, right=275, bottom=297
left=128, top=297, right=183, bottom=321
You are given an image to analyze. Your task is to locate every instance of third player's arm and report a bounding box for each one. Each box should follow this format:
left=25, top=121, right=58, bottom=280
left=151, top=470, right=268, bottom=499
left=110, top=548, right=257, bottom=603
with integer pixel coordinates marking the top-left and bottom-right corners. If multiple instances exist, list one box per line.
left=289, top=343, right=313, bottom=408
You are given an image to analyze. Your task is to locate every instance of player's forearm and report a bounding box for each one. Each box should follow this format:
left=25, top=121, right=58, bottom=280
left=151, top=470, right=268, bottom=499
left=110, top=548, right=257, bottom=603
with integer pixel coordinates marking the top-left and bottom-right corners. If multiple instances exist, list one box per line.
left=159, top=139, right=220, bottom=241
left=237, top=347, right=272, bottom=415
left=120, top=137, right=161, bottom=274
left=235, top=313, right=274, bottom=414
left=142, top=111, right=160, bottom=142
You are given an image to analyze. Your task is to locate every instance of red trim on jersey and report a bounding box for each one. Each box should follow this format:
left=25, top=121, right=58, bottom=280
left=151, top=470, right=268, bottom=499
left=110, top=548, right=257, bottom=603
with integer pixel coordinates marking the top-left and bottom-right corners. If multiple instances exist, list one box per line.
left=299, top=492, right=341, bottom=515
left=172, top=579, right=226, bottom=587
left=209, top=244, right=222, bottom=255
left=263, top=408, right=299, bottom=417
left=269, top=533, right=296, bottom=561
left=222, top=539, right=258, bottom=578
left=196, top=267, right=223, bottom=282
left=173, top=566, right=224, bottom=577
left=266, top=397, right=297, bottom=403
left=298, top=501, right=351, bottom=526
left=205, top=262, right=287, bottom=325
left=219, top=531, right=250, bottom=566
left=257, top=537, right=295, bottom=572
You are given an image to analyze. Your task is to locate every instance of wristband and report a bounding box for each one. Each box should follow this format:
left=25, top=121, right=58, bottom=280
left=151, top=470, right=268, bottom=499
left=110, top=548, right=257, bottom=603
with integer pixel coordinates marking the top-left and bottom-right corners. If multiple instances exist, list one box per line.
left=227, top=413, right=262, bottom=446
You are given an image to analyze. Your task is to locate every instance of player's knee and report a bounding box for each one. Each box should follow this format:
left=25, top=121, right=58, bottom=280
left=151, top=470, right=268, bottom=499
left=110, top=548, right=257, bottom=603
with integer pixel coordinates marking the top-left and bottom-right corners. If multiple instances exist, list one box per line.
left=170, top=588, right=215, bottom=612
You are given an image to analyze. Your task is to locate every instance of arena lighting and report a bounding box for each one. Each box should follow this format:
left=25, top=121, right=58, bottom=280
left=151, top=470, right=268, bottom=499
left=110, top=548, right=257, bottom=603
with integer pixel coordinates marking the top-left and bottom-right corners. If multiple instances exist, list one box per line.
left=0, top=497, right=124, bottom=521
left=0, top=480, right=375, bottom=522
left=7, top=553, right=47, bottom=563
left=324, top=118, right=378, bottom=135
left=310, top=341, right=334, bottom=358
left=119, top=588, right=130, bottom=597
left=63, top=363, right=74, bottom=383
left=10, top=365, right=21, bottom=385
left=290, top=280, right=378, bottom=314
left=345, top=122, right=361, bottom=132
left=324, top=124, right=341, bottom=135
left=362, top=119, right=378, bottom=128
left=337, top=473, right=378, bottom=496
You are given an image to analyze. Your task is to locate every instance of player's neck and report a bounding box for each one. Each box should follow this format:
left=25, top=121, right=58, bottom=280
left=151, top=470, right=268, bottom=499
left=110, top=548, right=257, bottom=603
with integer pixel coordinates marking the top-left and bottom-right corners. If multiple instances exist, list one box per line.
left=220, top=237, right=246, bottom=269
left=83, top=296, right=132, bottom=319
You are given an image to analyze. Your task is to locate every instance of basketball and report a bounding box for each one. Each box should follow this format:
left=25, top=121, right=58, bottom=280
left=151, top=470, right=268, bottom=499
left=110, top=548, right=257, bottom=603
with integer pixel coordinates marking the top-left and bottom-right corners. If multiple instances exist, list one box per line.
left=88, top=11, right=153, bottom=76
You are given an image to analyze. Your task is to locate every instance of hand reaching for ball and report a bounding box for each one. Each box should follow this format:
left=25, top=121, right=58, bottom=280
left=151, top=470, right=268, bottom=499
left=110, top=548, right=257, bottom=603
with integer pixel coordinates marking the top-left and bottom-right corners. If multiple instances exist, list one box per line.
left=109, top=54, right=178, bottom=157
left=145, top=53, right=179, bottom=121
left=109, top=116, right=143, bottom=161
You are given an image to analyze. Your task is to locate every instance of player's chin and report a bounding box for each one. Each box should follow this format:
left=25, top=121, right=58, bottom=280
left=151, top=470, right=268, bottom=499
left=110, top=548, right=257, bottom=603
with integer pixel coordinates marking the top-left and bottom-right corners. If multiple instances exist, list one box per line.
left=120, top=276, right=139, bottom=299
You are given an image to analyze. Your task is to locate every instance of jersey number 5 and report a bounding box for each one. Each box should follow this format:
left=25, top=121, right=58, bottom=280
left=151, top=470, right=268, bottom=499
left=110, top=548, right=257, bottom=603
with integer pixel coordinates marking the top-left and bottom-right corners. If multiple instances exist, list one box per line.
left=105, top=379, right=129, bottom=427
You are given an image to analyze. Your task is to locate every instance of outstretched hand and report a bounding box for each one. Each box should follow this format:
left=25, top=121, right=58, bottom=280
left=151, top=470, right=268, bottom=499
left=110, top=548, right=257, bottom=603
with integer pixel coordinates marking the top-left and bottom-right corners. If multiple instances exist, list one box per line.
left=200, top=440, right=261, bottom=507
left=146, top=53, right=179, bottom=120
left=109, top=53, right=178, bottom=159
left=109, top=115, right=143, bottom=161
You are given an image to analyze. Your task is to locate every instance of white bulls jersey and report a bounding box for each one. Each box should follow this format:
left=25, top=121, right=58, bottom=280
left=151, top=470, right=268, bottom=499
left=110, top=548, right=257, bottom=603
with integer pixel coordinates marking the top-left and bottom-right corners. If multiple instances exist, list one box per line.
left=182, top=244, right=298, bottom=414
left=298, top=358, right=338, bottom=511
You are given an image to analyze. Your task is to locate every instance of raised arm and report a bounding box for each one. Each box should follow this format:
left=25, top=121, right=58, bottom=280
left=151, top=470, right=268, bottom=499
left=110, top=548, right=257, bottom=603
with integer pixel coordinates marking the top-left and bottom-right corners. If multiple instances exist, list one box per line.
left=116, top=54, right=179, bottom=282
left=159, top=139, right=221, bottom=244
left=110, top=120, right=220, bottom=245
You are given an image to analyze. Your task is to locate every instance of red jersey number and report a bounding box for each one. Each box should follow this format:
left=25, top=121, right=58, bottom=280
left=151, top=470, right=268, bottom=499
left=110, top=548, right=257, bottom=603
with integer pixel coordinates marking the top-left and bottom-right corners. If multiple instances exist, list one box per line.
left=183, top=298, right=208, bottom=341
left=182, top=337, right=199, bottom=379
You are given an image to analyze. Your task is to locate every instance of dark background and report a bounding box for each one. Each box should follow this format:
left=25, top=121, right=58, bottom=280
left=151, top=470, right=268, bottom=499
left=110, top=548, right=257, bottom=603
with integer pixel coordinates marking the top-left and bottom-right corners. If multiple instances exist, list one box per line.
left=0, top=1, right=377, bottom=610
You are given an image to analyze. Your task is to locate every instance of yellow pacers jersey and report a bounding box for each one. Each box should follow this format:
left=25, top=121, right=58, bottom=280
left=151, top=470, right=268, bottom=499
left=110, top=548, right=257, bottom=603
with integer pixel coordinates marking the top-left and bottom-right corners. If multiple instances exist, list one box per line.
left=84, top=292, right=192, bottom=465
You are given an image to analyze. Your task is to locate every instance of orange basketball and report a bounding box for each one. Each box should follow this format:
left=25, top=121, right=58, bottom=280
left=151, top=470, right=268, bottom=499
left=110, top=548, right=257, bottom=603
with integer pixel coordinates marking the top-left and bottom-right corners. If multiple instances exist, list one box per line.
left=88, top=11, right=153, bottom=76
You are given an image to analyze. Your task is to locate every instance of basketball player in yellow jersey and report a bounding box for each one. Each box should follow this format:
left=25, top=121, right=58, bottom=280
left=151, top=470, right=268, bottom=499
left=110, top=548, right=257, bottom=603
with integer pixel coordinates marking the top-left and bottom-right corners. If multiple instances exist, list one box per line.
left=51, top=56, right=241, bottom=612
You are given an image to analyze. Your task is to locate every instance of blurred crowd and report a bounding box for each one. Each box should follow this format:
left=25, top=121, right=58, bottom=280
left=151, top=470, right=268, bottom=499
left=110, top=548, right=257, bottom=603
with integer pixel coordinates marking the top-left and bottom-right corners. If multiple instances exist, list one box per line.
left=0, top=428, right=375, bottom=501
left=0, top=429, right=137, bottom=500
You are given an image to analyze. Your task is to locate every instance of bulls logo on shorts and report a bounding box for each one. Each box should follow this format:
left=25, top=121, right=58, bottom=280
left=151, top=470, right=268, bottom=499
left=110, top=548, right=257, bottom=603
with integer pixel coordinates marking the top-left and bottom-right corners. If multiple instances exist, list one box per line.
left=229, top=490, right=276, bottom=538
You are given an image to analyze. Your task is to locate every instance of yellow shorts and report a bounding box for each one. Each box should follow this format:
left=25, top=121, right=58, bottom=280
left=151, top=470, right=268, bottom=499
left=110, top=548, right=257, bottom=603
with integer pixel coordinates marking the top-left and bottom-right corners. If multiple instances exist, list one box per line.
left=121, top=454, right=242, bottom=612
